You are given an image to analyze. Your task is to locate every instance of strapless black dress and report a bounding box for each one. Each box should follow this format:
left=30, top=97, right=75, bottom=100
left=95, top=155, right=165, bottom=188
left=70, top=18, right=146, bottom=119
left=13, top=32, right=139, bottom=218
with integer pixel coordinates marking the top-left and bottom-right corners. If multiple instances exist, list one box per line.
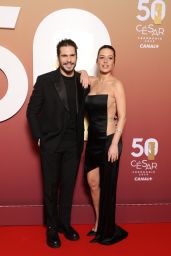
left=85, top=95, right=128, bottom=245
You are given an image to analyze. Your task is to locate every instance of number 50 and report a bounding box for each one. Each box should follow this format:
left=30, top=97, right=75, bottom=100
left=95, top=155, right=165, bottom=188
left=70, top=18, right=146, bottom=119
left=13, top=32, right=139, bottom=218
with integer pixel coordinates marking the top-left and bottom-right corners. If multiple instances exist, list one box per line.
left=136, top=0, right=166, bottom=22
left=131, top=138, right=158, bottom=157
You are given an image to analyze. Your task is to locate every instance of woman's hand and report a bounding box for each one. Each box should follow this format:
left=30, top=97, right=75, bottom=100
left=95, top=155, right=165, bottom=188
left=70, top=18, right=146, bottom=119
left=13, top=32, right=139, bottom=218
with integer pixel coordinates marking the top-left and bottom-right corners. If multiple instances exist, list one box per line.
left=38, top=138, right=40, bottom=147
left=108, top=143, right=118, bottom=162
left=80, top=70, right=89, bottom=88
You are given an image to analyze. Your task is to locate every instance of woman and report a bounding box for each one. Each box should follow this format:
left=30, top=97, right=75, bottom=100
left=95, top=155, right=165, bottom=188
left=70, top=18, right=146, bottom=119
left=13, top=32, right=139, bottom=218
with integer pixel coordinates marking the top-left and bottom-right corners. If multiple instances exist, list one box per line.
left=84, top=45, right=128, bottom=245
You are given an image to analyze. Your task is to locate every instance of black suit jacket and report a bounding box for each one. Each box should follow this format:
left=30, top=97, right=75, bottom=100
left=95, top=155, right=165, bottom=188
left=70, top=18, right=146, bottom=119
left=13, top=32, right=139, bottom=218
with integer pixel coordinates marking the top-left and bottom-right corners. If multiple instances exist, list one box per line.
left=27, top=68, right=88, bottom=155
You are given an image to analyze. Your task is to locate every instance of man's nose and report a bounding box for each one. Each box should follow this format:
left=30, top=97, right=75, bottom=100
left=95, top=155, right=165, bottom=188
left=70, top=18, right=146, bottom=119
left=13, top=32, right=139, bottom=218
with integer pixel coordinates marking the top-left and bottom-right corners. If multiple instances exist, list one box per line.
left=67, top=56, right=71, bottom=62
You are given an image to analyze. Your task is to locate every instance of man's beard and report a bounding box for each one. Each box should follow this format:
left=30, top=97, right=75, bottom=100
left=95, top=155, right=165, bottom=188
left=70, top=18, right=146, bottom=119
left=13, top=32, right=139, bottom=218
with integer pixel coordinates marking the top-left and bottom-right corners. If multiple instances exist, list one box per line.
left=60, top=62, right=76, bottom=76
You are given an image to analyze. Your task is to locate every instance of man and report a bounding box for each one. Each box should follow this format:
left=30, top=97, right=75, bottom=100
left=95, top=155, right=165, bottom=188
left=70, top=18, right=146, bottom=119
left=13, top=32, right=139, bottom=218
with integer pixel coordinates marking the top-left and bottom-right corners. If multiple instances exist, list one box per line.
left=27, top=39, right=88, bottom=248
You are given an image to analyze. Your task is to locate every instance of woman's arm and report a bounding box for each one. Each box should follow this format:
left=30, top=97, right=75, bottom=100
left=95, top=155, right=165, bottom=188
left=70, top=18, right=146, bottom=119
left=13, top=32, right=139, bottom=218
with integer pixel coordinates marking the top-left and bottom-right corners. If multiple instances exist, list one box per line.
left=112, top=79, right=126, bottom=144
left=79, top=70, right=89, bottom=88
left=108, top=79, right=126, bottom=162
left=79, top=70, right=96, bottom=88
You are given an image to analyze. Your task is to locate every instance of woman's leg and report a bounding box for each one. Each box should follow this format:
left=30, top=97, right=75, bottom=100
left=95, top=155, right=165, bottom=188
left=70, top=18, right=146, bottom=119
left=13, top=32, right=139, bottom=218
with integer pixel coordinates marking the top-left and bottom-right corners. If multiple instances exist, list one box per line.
left=87, top=167, right=100, bottom=231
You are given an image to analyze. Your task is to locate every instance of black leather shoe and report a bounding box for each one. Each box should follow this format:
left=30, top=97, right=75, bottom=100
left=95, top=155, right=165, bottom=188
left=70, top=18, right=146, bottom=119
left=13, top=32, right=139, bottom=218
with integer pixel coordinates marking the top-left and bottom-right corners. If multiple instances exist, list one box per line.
left=87, top=229, right=97, bottom=236
left=58, top=226, right=80, bottom=241
left=46, top=226, right=61, bottom=248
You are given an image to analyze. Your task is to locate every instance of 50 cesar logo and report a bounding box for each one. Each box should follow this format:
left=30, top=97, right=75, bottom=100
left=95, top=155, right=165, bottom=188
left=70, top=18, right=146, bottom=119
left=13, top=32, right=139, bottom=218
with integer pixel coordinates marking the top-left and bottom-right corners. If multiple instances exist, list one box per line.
left=130, top=138, right=158, bottom=181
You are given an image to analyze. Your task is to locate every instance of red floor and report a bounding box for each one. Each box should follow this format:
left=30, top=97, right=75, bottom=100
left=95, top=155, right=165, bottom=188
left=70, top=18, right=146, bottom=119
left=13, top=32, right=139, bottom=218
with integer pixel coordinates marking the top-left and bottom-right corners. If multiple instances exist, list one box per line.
left=0, top=223, right=171, bottom=256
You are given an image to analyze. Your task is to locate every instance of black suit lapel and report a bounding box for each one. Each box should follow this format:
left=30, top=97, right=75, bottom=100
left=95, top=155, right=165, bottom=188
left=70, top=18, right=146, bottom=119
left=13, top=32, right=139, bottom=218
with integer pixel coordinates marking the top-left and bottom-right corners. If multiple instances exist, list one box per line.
left=53, top=69, right=84, bottom=113
left=53, top=69, right=69, bottom=112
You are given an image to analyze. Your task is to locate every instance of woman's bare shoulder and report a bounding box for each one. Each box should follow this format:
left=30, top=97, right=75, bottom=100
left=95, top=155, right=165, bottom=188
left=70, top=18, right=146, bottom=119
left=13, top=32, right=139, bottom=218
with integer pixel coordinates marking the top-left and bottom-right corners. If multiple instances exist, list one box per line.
left=111, top=77, right=124, bottom=90
left=88, top=76, right=97, bottom=84
left=89, top=76, right=98, bottom=86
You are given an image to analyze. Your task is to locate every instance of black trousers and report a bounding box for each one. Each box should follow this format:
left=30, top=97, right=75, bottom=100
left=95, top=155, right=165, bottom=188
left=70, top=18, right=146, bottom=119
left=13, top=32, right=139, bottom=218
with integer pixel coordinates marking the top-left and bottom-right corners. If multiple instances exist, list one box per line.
left=40, top=146, right=79, bottom=228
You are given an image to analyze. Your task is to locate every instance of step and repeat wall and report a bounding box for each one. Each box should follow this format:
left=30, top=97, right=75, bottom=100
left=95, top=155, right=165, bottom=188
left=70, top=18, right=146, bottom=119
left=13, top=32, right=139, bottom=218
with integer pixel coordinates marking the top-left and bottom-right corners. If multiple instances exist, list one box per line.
left=0, top=0, right=171, bottom=225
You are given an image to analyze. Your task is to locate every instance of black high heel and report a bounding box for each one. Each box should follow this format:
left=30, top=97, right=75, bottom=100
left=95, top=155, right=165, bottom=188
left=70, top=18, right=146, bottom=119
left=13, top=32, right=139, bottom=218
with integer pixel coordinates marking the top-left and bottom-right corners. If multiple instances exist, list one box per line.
left=87, top=229, right=97, bottom=236
left=90, top=234, right=100, bottom=243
